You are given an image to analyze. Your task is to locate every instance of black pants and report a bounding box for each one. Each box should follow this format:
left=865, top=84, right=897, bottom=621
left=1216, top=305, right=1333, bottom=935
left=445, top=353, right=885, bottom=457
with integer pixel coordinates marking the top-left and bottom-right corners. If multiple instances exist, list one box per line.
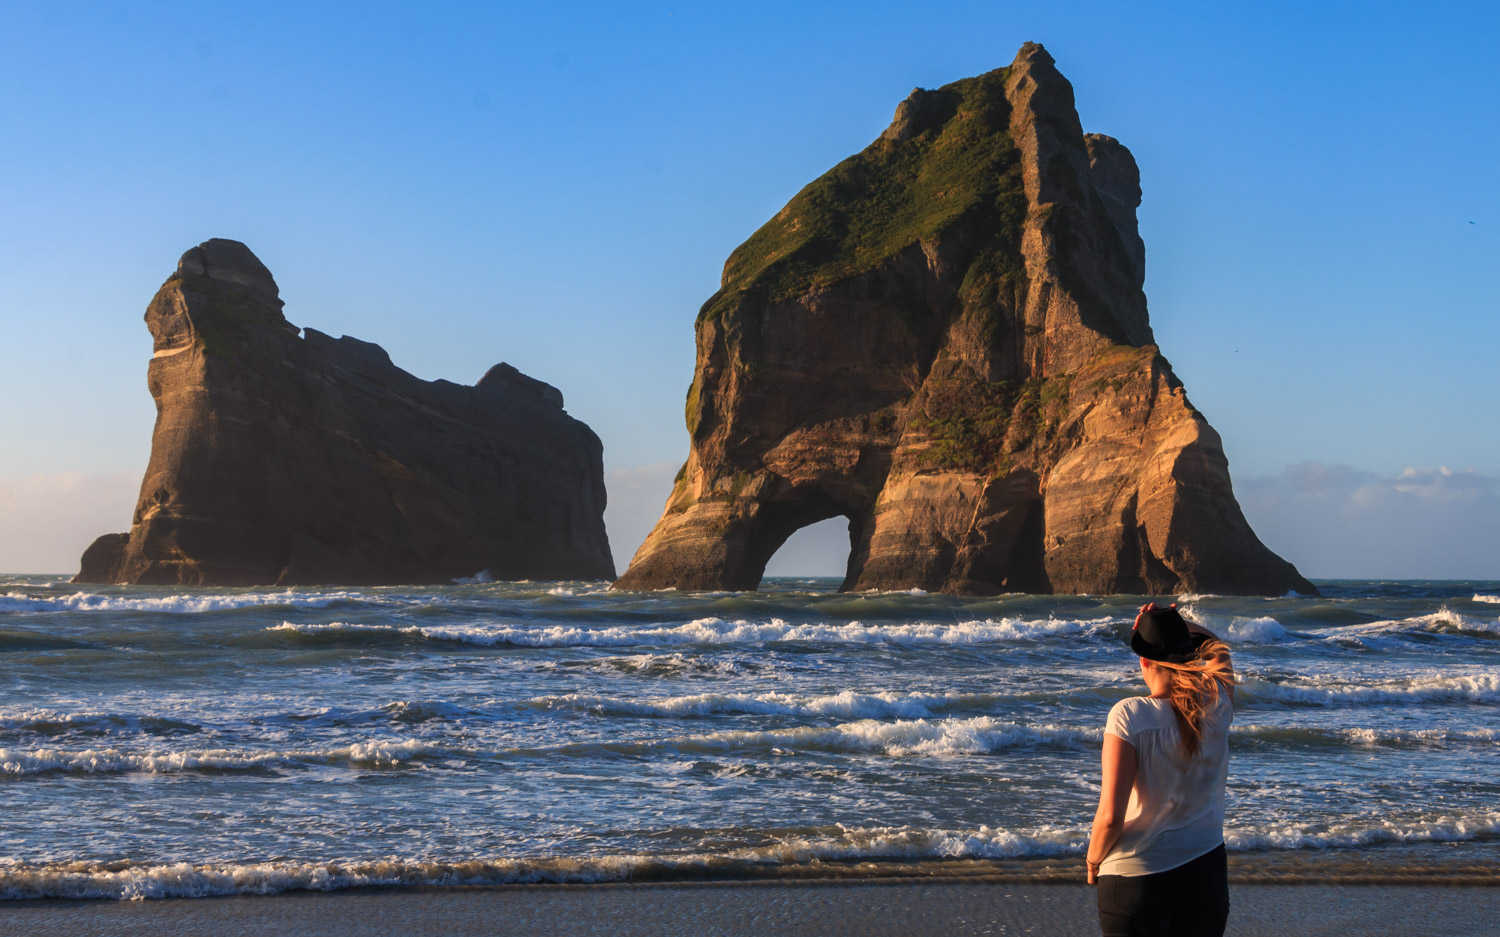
left=1096, top=844, right=1229, bottom=937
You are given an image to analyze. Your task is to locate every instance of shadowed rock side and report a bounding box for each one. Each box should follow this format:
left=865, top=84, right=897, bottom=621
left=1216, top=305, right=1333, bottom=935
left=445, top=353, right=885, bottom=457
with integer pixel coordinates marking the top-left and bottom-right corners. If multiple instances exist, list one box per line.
left=77, top=239, right=614, bottom=585
left=615, top=42, right=1313, bottom=596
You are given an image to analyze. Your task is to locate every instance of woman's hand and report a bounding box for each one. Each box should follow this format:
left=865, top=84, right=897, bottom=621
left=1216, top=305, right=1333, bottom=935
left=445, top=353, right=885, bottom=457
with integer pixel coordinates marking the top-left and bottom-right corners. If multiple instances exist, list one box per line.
left=1087, top=859, right=1101, bottom=885
left=1132, top=601, right=1162, bottom=632
left=1133, top=601, right=1190, bottom=634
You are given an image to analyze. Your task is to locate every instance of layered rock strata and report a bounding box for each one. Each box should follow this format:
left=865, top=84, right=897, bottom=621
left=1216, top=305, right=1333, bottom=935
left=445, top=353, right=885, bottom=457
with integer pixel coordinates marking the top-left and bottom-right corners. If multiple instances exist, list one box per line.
left=615, top=42, right=1313, bottom=596
left=77, top=239, right=614, bottom=585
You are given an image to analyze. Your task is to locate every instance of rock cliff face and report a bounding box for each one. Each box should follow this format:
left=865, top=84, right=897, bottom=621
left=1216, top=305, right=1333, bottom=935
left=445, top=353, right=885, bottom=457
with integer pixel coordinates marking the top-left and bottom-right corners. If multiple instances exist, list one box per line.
left=615, top=43, right=1313, bottom=596
left=77, top=239, right=614, bottom=585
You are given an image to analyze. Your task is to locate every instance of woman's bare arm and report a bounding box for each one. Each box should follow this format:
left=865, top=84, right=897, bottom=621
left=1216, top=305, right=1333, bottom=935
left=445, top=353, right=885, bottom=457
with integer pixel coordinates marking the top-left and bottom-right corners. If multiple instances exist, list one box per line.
left=1086, top=733, right=1137, bottom=884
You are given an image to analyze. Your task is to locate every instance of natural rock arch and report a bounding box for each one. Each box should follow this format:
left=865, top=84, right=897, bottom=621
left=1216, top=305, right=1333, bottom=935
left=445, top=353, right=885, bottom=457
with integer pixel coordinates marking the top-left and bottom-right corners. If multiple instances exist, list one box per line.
left=615, top=43, right=1313, bottom=597
left=741, top=499, right=862, bottom=590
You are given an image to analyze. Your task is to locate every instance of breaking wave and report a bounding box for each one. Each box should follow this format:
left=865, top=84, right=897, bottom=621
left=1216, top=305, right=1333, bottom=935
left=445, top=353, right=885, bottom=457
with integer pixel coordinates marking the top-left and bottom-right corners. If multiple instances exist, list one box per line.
left=1225, top=812, right=1500, bottom=852
left=523, top=689, right=996, bottom=720
left=1317, top=608, right=1500, bottom=640
left=1223, top=616, right=1293, bottom=643
left=534, top=652, right=763, bottom=676
left=0, top=827, right=1080, bottom=899
left=1231, top=723, right=1500, bottom=747
left=0, top=739, right=447, bottom=776
left=269, top=615, right=1115, bottom=648
left=1174, top=605, right=1296, bottom=644
left=0, top=590, right=377, bottom=614
left=0, top=823, right=1083, bottom=900
left=577, top=717, right=1103, bottom=758
left=0, top=708, right=201, bottom=737
left=5, top=812, right=1499, bottom=899
left=1238, top=672, right=1500, bottom=706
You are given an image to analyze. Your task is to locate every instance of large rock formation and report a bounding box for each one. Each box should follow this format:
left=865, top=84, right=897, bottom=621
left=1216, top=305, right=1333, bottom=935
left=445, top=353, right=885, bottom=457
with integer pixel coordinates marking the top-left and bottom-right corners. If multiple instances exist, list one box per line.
left=77, top=239, right=614, bottom=585
left=615, top=42, right=1313, bottom=596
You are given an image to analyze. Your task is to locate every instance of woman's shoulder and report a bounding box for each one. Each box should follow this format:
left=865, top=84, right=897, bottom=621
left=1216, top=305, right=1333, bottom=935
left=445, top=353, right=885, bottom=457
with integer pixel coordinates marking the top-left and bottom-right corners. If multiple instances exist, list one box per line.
left=1109, top=694, right=1171, bottom=715
left=1105, top=695, right=1173, bottom=737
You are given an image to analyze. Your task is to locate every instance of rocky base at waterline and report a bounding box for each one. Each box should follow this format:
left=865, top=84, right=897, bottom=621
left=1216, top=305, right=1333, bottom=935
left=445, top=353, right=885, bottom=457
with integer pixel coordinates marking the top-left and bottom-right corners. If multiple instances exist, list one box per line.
left=77, top=238, right=614, bottom=586
left=616, top=42, right=1313, bottom=596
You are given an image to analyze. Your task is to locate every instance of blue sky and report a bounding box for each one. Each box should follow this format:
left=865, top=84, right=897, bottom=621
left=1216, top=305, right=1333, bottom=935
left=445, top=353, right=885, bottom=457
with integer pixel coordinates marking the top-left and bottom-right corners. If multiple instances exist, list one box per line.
left=1, top=1, right=1496, bottom=577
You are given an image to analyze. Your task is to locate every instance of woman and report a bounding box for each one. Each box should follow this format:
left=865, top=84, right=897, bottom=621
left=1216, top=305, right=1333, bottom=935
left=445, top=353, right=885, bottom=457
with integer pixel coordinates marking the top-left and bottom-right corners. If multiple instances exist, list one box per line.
left=1086, top=602, right=1237, bottom=936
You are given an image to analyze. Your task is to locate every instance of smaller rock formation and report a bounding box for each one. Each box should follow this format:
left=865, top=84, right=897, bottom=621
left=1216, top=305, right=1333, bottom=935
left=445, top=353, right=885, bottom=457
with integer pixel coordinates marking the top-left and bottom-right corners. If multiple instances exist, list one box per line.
left=77, top=239, right=614, bottom=585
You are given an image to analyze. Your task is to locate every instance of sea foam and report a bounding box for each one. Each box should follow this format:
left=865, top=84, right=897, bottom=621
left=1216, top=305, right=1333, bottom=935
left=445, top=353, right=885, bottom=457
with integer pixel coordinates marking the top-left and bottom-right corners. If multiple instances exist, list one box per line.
left=0, top=590, right=374, bottom=614
left=1225, top=812, right=1500, bottom=852
left=270, top=615, right=1115, bottom=648
left=0, top=739, right=446, bottom=776
left=1224, top=616, right=1292, bottom=643
left=637, top=716, right=1103, bottom=758
left=523, top=689, right=994, bottom=720
left=1238, top=672, right=1500, bottom=706
left=1314, top=609, right=1500, bottom=641
left=1175, top=605, right=1294, bottom=644
left=6, top=811, right=1499, bottom=899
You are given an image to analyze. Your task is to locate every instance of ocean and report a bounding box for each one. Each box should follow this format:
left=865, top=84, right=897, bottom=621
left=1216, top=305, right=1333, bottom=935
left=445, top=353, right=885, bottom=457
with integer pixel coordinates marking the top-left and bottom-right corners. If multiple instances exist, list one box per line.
left=1, top=576, right=1497, bottom=900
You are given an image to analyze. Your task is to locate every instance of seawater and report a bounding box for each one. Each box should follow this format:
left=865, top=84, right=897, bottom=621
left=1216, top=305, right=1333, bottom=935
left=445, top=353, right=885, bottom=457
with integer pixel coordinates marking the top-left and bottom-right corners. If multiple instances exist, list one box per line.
left=1, top=576, right=1497, bottom=899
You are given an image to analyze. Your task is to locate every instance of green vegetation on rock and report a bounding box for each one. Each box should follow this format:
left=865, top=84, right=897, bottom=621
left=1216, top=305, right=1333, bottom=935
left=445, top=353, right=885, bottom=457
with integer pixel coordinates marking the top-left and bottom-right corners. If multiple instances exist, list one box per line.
left=914, top=378, right=1016, bottom=474
left=913, top=373, right=1073, bottom=477
left=699, top=66, right=1027, bottom=325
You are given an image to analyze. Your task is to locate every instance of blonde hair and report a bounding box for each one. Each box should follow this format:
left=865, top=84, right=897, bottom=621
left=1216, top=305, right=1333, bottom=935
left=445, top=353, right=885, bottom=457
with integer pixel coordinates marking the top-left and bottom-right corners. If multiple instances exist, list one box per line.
left=1150, top=639, right=1236, bottom=758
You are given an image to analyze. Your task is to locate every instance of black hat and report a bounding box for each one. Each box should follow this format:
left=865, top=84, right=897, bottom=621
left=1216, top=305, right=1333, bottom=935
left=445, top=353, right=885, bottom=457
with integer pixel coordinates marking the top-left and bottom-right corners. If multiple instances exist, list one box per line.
left=1131, top=607, right=1210, bottom=663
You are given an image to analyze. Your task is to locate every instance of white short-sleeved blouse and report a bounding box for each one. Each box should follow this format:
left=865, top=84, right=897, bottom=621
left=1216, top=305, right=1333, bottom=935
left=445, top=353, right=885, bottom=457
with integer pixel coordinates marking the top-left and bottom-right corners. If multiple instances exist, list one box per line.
left=1098, top=691, right=1233, bottom=876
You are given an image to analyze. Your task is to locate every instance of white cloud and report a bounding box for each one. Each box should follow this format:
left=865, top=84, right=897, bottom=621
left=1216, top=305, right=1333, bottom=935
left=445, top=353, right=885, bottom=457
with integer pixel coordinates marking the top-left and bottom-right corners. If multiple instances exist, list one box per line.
left=0, top=472, right=138, bottom=574
left=1237, top=463, right=1500, bottom=579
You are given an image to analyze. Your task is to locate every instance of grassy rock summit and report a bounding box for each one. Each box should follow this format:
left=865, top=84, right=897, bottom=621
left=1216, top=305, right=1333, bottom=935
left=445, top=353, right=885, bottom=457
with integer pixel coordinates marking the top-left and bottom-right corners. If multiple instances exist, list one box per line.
left=76, top=238, right=614, bottom=586
left=615, top=42, right=1314, bottom=596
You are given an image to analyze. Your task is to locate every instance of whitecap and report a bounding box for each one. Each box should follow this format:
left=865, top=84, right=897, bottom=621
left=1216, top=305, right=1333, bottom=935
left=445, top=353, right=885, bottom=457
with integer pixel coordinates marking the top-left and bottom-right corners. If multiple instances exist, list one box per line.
left=1238, top=672, right=1500, bottom=706
left=524, top=689, right=992, bottom=721
left=661, top=716, right=1102, bottom=757
left=1315, top=608, right=1500, bottom=641
left=0, top=825, right=1089, bottom=899
left=0, top=739, right=447, bottom=776
left=5, top=810, right=1499, bottom=899
left=270, top=615, right=1116, bottom=649
left=1225, top=812, right=1500, bottom=852
left=1224, top=616, right=1292, bottom=644
left=0, top=590, right=374, bottom=614
left=1232, top=723, right=1500, bottom=746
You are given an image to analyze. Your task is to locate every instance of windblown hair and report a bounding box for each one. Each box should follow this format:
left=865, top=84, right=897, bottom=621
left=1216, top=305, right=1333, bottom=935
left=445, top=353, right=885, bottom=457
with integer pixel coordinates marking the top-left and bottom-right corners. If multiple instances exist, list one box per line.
left=1152, top=639, right=1236, bottom=758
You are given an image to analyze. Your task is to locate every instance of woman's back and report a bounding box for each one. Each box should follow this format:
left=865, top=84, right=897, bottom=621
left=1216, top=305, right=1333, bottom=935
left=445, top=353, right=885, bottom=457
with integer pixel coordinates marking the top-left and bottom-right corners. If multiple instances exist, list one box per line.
left=1098, top=691, right=1233, bottom=876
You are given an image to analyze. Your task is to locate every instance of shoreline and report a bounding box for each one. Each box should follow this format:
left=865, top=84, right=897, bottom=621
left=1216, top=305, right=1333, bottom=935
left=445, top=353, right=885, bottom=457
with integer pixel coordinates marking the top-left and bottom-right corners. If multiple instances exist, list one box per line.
left=3, top=849, right=1497, bottom=903
left=6, top=880, right=1499, bottom=937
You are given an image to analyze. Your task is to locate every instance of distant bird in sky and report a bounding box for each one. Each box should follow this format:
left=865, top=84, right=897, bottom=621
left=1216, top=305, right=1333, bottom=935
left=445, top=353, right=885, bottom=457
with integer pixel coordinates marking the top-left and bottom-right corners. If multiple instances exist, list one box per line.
left=1470, top=220, right=1477, bottom=224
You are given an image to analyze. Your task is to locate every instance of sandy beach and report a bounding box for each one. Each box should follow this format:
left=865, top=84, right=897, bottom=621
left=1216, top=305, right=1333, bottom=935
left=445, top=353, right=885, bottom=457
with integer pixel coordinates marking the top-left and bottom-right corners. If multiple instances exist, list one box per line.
left=4, top=881, right=1496, bottom=937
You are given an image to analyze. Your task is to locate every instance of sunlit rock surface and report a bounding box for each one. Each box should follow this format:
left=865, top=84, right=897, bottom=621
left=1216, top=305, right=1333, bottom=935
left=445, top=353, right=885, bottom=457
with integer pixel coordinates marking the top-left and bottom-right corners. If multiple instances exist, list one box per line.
left=615, top=43, right=1313, bottom=596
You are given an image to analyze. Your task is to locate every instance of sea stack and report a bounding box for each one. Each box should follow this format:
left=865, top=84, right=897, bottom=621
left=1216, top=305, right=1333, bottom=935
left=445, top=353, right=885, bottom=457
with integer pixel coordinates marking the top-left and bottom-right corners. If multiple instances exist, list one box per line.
left=76, top=238, right=614, bottom=585
left=615, top=42, right=1314, bottom=596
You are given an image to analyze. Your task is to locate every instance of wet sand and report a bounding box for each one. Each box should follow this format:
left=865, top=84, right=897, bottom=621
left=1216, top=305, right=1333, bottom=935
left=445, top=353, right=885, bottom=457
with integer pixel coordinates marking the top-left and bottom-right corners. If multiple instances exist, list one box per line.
left=6, top=881, right=1497, bottom=937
